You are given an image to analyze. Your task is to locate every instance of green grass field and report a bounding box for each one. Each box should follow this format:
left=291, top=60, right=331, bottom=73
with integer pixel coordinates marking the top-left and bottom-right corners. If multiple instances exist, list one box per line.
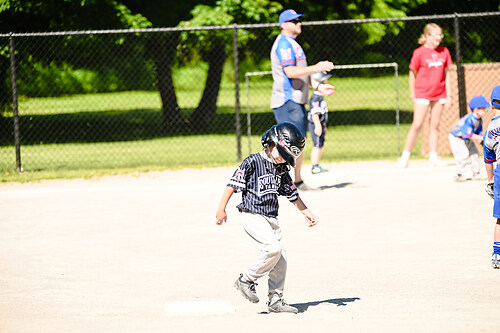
left=0, top=74, right=423, bottom=183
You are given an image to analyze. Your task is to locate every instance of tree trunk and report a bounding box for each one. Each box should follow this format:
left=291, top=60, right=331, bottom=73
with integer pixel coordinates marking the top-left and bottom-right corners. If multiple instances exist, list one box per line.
left=148, top=33, right=187, bottom=133
left=189, top=43, right=226, bottom=131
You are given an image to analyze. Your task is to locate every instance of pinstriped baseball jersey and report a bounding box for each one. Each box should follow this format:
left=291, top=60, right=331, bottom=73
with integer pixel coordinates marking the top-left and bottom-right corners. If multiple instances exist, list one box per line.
left=483, top=115, right=500, bottom=164
left=270, top=33, right=309, bottom=109
left=227, top=151, right=299, bottom=218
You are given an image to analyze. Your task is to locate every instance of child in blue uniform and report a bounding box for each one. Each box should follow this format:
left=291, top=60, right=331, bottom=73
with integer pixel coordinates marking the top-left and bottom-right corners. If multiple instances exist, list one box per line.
left=449, top=95, right=490, bottom=181
left=215, top=122, right=317, bottom=313
left=482, top=85, right=500, bottom=269
left=308, top=71, right=331, bottom=174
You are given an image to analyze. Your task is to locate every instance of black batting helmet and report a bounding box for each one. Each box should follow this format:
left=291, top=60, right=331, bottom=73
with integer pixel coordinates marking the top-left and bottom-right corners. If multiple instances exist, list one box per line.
left=261, top=122, right=305, bottom=167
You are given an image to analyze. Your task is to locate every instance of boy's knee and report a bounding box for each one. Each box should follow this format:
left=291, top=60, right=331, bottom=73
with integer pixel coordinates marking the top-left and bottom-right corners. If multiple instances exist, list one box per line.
left=265, top=245, right=282, bottom=258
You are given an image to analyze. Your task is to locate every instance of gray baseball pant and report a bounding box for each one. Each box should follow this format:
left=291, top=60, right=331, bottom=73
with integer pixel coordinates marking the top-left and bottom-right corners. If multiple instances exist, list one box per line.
left=448, top=133, right=480, bottom=175
left=241, top=211, right=286, bottom=302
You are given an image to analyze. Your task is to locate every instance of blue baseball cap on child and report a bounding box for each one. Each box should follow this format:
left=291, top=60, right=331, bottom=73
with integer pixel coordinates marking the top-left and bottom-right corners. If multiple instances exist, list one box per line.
left=279, top=9, right=303, bottom=25
left=491, top=85, right=500, bottom=108
left=469, top=95, right=490, bottom=110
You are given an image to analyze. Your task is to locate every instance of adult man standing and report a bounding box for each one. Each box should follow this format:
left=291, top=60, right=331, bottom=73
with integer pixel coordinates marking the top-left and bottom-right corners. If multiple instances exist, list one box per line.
left=271, top=9, right=335, bottom=190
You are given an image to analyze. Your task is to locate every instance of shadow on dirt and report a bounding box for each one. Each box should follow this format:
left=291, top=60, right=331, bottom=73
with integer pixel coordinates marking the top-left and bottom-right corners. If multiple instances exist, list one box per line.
left=318, top=182, right=353, bottom=190
left=292, top=297, right=361, bottom=313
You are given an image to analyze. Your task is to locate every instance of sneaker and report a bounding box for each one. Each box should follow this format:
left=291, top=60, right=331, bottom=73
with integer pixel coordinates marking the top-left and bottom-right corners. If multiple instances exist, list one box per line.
left=267, top=299, right=298, bottom=314
left=295, top=181, right=315, bottom=191
left=429, top=156, right=447, bottom=167
left=492, top=254, right=500, bottom=269
left=397, top=157, right=409, bottom=168
left=234, top=274, right=259, bottom=303
left=454, top=174, right=467, bottom=182
left=311, top=165, right=324, bottom=174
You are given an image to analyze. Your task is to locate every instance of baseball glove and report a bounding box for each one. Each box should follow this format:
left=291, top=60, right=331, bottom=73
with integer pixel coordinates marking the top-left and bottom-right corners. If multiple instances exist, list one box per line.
left=486, top=181, right=494, bottom=199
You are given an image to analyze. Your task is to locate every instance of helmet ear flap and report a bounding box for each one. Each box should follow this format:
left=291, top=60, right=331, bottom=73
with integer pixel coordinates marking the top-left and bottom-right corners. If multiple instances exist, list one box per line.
left=261, top=129, right=272, bottom=148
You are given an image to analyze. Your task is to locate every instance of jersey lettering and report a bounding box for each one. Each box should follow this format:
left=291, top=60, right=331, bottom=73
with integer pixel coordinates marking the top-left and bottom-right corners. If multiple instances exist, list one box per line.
left=258, top=174, right=281, bottom=196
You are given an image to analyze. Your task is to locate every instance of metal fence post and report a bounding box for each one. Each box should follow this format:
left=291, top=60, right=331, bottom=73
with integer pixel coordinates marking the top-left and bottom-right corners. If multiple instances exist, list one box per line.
left=9, top=33, right=22, bottom=173
left=233, top=24, right=242, bottom=162
left=454, top=13, right=467, bottom=117
left=394, top=63, right=400, bottom=156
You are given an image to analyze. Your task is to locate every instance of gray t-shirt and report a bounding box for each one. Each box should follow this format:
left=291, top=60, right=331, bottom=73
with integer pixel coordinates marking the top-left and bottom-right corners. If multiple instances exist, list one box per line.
left=270, top=33, right=309, bottom=109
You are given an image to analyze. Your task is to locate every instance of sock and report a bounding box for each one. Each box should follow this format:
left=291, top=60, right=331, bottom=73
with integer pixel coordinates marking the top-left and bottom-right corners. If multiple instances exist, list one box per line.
left=493, top=242, right=500, bottom=255
left=429, top=151, right=438, bottom=159
left=401, top=150, right=410, bottom=159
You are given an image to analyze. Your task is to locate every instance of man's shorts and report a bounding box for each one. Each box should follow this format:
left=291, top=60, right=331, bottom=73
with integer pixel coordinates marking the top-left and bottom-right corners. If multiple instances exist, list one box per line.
left=308, top=122, right=326, bottom=148
left=272, top=100, right=307, bottom=137
left=494, top=165, right=500, bottom=218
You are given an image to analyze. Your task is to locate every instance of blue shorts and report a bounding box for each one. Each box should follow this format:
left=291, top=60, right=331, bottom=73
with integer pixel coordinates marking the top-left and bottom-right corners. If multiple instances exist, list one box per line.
left=272, top=100, right=307, bottom=137
left=494, top=166, right=500, bottom=218
left=308, top=122, right=326, bottom=148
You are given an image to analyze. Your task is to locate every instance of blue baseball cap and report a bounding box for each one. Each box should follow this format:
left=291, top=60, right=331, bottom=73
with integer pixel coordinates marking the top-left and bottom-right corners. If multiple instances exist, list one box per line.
left=279, top=9, right=303, bottom=25
left=491, top=85, right=500, bottom=108
left=469, top=95, right=490, bottom=110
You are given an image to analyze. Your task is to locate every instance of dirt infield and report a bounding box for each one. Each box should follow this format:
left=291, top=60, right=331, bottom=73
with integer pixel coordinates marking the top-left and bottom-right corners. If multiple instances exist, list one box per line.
left=1, top=160, right=499, bottom=332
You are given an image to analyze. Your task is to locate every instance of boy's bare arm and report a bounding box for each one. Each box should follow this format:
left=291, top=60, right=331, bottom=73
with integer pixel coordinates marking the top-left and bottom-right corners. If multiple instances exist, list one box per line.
left=292, top=196, right=317, bottom=227
left=216, top=186, right=236, bottom=225
left=312, top=113, right=323, bottom=136
left=486, top=163, right=494, bottom=182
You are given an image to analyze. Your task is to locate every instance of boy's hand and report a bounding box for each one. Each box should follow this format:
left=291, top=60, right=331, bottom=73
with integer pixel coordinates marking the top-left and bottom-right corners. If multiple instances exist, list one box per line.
left=216, top=210, right=228, bottom=225
left=302, top=209, right=317, bottom=227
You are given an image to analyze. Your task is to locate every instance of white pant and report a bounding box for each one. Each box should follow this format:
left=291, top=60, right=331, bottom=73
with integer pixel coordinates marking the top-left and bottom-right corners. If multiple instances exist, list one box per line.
left=241, top=212, right=287, bottom=301
left=448, top=133, right=480, bottom=175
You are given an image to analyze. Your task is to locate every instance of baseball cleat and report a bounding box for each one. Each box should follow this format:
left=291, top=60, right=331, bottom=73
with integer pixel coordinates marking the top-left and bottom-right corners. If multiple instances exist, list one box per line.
left=492, top=254, right=500, bottom=269
left=267, top=299, right=298, bottom=314
left=234, top=274, right=259, bottom=303
left=454, top=174, right=467, bottom=182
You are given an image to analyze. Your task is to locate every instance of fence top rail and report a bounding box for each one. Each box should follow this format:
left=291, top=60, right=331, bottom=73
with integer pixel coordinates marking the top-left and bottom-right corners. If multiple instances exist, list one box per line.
left=245, top=63, right=399, bottom=77
left=0, top=11, right=498, bottom=38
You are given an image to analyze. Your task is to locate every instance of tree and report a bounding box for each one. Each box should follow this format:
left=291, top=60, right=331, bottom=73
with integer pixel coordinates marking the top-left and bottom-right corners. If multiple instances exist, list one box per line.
left=176, top=0, right=282, bottom=130
left=0, top=0, right=151, bottom=115
left=125, top=0, right=282, bottom=132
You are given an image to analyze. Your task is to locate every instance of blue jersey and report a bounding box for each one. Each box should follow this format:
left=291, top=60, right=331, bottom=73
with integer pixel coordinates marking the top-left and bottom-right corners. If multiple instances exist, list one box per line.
left=270, top=34, right=309, bottom=109
left=227, top=151, right=298, bottom=218
left=484, top=115, right=500, bottom=164
left=450, top=112, right=482, bottom=139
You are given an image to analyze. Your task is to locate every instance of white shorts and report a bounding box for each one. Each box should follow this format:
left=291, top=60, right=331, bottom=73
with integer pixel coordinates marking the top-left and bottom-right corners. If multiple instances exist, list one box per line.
left=414, top=98, right=446, bottom=105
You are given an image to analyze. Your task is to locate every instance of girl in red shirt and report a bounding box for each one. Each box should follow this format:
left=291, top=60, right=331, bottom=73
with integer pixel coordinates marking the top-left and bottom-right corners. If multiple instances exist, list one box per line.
left=397, top=23, right=453, bottom=168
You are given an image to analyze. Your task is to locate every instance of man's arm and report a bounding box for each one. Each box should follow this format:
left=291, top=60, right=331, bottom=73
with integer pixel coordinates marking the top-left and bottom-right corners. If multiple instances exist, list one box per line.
left=283, top=61, right=335, bottom=96
left=283, top=61, right=334, bottom=78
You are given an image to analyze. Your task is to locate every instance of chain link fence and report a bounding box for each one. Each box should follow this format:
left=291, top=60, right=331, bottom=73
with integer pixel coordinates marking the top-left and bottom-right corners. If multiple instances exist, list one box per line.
left=1, top=12, right=499, bottom=174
